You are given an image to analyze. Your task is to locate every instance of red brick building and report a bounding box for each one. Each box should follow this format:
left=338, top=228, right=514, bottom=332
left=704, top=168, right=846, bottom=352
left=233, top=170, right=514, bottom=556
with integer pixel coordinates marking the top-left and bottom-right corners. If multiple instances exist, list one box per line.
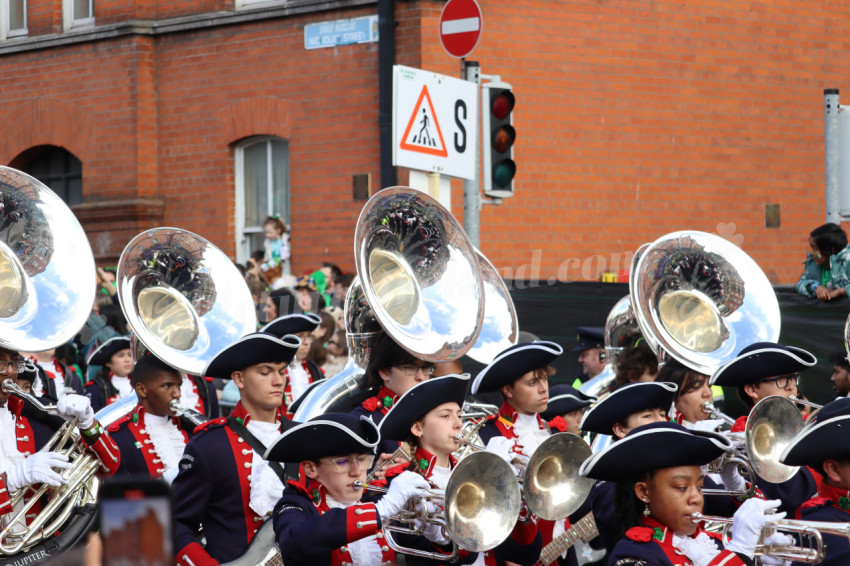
left=0, top=0, right=845, bottom=284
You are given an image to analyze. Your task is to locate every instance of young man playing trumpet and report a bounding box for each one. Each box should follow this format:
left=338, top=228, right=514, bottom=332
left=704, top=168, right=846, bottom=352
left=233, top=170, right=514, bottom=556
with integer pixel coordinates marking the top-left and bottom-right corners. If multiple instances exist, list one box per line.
left=780, top=397, right=850, bottom=566
left=379, top=373, right=542, bottom=565
left=108, top=354, right=191, bottom=482
left=710, top=341, right=820, bottom=515
left=173, top=332, right=300, bottom=566
left=268, top=412, right=430, bottom=565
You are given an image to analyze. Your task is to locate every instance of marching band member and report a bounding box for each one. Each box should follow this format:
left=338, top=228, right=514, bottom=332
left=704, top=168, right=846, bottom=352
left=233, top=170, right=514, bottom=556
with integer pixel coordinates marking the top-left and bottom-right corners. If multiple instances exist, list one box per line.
left=84, top=336, right=134, bottom=412
left=268, top=412, right=426, bottom=565
left=579, top=421, right=791, bottom=566
left=24, top=347, right=84, bottom=401
left=109, top=354, right=191, bottom=482
left=573, top=382, right=678, bottom=554
left=540, top=384, right=596, bottom=435
left=352, top=332, right=435, bottom=457
left=179, top=371, right=220, bottom=419
left=0, top=346, right=119, bottom=520
left=470, top=341, right=575, bottom=565
left=656, top=359, right=719, bottom=428
left=262, top=313, right=325, bottom=414
left=378, top=373, right=542, bottom=565
left=173, top=332, right=300, bottom=566
left=780, top=397, right=850, bottom=566
left=710, top=342, right=820, bottom=514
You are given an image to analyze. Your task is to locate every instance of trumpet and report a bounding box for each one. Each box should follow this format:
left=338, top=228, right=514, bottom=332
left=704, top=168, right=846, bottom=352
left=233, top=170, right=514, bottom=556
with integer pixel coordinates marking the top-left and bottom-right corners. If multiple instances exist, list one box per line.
left=789, top=395, right=823, bottom=411
left=701, top=401, right=737, bottom=428
left=692, top=512, right=850, bottom=563
left=169, top=399, right=208, bottom=428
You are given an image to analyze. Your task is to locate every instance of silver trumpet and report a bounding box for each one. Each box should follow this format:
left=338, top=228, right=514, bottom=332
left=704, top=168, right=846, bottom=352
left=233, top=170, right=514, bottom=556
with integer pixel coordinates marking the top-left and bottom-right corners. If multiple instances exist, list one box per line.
left=692, top=511, right=850, bottom=563
left=169, top=399, right=208, bottom=427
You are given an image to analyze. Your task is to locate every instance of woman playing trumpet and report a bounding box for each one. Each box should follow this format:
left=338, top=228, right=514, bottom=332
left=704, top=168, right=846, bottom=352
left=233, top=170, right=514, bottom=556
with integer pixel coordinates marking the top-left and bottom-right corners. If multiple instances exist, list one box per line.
left=579, top=421, right=792, bottom=566
left=378, top=373, right=542, bottom=565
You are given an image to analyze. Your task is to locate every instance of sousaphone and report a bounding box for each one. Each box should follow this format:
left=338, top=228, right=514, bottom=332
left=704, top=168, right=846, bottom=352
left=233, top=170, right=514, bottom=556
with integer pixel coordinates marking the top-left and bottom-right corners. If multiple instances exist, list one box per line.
left=116, top=228, right=258, bottom=375
left=0, top=167, right=123, bottom=564
left=294, top=188, right=485, bottom=421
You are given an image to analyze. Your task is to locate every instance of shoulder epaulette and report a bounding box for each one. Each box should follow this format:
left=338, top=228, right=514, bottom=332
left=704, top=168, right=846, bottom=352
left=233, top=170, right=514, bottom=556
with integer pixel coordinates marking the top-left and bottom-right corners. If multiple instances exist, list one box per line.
left=84, top=381, right=95, bottom=387
left=193, top=417, right=227, bottom=435
left=202, top=376, right=214, bottom=382
left=107, top=413, right=132, bottom=433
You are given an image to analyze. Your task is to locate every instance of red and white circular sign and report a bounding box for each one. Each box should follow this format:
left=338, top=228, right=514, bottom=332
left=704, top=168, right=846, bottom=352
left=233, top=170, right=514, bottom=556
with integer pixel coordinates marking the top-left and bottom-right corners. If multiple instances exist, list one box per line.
left=439, top=0, right=483, bottom=59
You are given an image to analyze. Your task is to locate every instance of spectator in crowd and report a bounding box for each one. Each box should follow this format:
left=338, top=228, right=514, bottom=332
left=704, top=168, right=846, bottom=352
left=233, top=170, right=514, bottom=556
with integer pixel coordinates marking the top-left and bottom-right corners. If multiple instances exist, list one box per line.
left=294, top=275, right=323, bottom=312
left=261, top=216, right=291, bottom=286
left=245, top=250, right=268, bottom=303
left=574, top=326, right=606, bottom=386
left=797, top=222, right=850, bottom=301
left=324, top=305, right=344, bottom=333
left=613, top=342, right=658, bottom=389
left=263, top=288, right=300, bottom=324
left=331, top=272, right=354, bottom=307
left=99, top=303, right=128, bottom=336
left=306, top=311, right=336, bottom=369
left=830, top=349, right=850, bottom=398
left=323, top=329, right=348, bottom=378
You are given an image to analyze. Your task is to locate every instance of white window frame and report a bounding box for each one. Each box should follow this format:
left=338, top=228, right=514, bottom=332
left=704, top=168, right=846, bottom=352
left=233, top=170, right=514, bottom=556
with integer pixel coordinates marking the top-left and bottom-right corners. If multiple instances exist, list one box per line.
left=234, top=0, right=284, bottom=11
left=234, top=136, right=290, bottom=264
left=0, top=0, right=27, bottom=40
left=62, top=0, right=93, bottom=31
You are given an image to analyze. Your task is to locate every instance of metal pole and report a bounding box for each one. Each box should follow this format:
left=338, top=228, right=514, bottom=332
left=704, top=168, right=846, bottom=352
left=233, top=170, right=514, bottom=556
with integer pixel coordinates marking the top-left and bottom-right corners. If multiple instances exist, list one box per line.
left=825, top=89, right=840, bottom=223
left=462, top=60, right=481, bottom=247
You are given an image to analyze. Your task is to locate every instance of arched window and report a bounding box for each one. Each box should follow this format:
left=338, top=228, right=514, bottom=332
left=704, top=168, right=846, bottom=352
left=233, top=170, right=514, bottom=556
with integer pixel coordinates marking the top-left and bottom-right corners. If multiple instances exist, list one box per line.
left=20, top=146, right=83, bottom=206
left=234, top=137, right=290, bottom=264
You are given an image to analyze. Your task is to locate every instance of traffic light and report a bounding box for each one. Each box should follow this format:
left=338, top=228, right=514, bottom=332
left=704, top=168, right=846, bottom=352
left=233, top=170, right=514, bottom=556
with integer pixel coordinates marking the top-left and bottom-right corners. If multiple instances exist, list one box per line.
left=482, top=81, right=516, bottom=198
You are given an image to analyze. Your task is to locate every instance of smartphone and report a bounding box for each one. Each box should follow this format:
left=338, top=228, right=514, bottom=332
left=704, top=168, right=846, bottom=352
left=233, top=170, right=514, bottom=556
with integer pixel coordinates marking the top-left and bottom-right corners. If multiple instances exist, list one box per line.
left=99, top=477, right=174, bottom=566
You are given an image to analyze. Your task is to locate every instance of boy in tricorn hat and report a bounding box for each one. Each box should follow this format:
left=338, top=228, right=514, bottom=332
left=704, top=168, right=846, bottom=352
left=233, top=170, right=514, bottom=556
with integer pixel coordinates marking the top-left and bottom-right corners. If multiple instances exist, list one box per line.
left=267, top=412, right=431, bottom=565
left=173, top=332, right=300, bottom=565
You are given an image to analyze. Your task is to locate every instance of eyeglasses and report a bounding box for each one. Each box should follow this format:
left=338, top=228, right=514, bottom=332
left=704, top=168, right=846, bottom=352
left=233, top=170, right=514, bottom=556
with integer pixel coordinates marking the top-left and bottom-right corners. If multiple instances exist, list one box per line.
left=0, top=360, right=28, bottom=374
left=397, top=364, right=436, bottom=377
left=758, top=373, right=801, bottom=389
left=322, top=455, right=375, bottom=473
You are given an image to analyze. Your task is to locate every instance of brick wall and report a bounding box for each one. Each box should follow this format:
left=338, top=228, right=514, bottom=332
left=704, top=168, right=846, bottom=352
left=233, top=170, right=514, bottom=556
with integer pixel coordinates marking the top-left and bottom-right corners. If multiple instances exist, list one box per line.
left=0, top=0, right=846, bottom=284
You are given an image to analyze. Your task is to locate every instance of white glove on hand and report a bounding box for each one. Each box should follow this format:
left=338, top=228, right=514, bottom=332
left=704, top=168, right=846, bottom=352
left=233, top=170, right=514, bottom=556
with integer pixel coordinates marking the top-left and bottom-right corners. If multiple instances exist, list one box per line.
left=6, top=452, right=73, bottom=492
left=487, top=436, right=521, bottom=466
left=725, top=498, right=785, bottom=558
left=758, top=531, right=794, bottom=566
left=718, top=461, right=747, bottom=494
left=375, top=471, right=430, bottom=521
left=57, top=394, right=95, bottom=430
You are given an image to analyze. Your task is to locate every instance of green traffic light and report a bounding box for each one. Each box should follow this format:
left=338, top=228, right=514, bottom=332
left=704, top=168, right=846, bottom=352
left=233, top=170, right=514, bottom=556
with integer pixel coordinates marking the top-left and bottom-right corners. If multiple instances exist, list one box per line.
left=493, top=160, right=516, bottom=188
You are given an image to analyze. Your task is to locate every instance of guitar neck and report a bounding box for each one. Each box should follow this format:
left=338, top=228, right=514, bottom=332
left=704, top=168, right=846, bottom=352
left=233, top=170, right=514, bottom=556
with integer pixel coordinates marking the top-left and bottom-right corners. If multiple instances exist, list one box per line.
left=539, top=512, right=598, bottom=566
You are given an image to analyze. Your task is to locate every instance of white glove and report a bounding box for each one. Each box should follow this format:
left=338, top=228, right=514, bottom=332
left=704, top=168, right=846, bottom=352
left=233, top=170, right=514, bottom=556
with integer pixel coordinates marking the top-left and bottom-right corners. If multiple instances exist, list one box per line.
left=725, top=498, right=785, bottom=558
left=758, top=531, right=794, bottom=566
left=718, top=461, right=747, bottom=494
left=411, top=499, right=450, bottom=544
left=690, top=418, right=725, bottom=432
left=6, top=452, right=73, bottom=492
left=374, top=471, right=430, bottom=521
left=487, top=436, right=521, bottom=467
left=57, top=394, right=95, bottom=430
left=162, top=467, right=179, bottom=485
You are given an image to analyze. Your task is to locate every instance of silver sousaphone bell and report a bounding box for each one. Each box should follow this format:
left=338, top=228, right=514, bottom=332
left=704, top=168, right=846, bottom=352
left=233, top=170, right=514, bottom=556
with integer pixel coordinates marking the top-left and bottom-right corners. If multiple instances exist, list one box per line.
left=117, top=228, right=258, bottom=375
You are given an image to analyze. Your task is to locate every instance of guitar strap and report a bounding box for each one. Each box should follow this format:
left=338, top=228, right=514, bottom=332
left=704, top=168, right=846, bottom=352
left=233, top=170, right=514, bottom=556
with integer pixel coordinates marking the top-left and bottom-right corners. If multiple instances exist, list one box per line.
left=226, top=418, right=290, bottom=483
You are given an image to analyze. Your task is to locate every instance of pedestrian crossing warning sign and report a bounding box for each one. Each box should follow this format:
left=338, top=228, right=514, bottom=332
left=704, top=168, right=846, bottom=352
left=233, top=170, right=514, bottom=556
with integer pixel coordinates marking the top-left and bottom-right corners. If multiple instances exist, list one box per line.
left=399, top=86, right=448, bottom=157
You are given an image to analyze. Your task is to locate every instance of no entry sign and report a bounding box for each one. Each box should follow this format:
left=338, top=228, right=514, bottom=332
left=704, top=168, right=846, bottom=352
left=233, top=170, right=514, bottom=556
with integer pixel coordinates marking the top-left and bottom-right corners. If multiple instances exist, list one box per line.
left=439, top=0, right=482, bottom=59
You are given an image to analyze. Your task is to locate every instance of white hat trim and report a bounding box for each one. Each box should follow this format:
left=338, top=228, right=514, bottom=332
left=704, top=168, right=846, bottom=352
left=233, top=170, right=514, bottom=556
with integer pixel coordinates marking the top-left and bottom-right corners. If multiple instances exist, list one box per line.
left=710, top=346, right=817, bottom=385
left=471, top=341, right=564, bottom=394
left=263, top=416, right=379, bottom=460
left=579, top=381, right=677, bottom=429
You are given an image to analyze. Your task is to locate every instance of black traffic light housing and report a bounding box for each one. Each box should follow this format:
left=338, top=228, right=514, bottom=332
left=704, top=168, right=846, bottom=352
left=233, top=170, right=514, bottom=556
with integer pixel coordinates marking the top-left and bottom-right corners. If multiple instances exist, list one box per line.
left=482, top=81, right=516, bottom=198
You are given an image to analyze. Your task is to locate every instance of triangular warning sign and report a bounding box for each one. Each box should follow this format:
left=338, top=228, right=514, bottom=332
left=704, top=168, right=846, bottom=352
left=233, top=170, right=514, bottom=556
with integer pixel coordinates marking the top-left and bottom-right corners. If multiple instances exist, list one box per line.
left=399, top=85, right=448, bottom=157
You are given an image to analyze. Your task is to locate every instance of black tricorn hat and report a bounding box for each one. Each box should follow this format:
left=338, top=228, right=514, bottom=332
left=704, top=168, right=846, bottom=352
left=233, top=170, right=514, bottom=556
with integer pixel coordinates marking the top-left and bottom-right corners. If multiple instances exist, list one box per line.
left=710, top=342, right=816, bottom=387
left=261, top=313, right=322, bottom=338
left=203, top=332, right=300, bottom=379
left=471, top=341, right=563, bottom=394
left=379, top=374, right=470, bottom=442
left=540, top=384, right=596, bottom=421
left=580, top=381, right=677, bottom=436
left=780, top=398, right=850, bottom=467
left=264, top=413, right=380, bottom=463
left=86, top=336, right=132, bottom=366
left=579, top=421, right=731, bottom=482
